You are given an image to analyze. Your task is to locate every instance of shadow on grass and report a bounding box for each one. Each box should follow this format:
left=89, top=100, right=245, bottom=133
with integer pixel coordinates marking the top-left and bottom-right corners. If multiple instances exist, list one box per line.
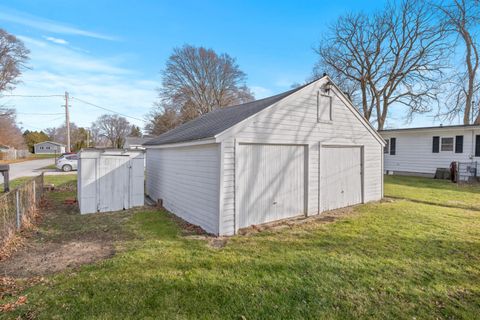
left=386, top=195, right=480, bottom=212
left=385, top=175, right=480, bottom=195
left=18, top=217, right=480, bottom=319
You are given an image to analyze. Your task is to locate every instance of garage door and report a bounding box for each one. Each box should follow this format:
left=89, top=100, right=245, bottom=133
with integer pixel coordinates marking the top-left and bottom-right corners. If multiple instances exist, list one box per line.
left=237, top=144, right=305, bottom=229
left=320, top=146, right=362, bottom=211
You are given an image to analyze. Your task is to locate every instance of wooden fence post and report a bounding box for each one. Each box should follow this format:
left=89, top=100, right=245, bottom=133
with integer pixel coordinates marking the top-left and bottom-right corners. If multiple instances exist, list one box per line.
left=15, top=189, right=21, bottom=229
left=33, top=180, right=36, bottom=204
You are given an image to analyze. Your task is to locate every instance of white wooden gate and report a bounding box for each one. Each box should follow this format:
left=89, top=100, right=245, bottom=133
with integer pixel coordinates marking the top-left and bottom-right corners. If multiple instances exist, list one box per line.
left=98, top=155, right=130, bottom=212
left=320, top=146, right=363, bottom=211
left=237, top=144, right=306, bottom=229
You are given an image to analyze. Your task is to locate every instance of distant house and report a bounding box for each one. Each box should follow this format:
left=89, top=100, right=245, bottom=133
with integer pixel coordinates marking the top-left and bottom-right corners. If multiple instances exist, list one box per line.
left=34, top=141, right=66, bottom=154
left=124, top=136, right=156, bottom=150
left=380, top=124, right=480, bottom=176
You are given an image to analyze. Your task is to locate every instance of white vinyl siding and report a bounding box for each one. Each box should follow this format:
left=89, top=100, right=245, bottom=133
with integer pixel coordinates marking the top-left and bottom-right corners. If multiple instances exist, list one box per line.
left=146, top=144, right=220, bottom=234
left=382, top=128, right=480, bottom=175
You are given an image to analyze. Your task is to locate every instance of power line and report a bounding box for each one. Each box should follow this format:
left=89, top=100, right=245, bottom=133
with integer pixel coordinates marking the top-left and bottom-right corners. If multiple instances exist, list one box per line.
left=0, top=94, right=64, bottom=98
left=17, top=112, right=64, bottom=116
left=71, top=96, right=146, bottom=122
left=2, top=92, right=147, bottom=123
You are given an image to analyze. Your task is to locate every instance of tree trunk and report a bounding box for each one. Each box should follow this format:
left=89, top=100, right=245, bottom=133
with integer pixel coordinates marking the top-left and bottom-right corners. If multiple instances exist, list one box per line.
left=464, top=34, right=474, bottom=124
left=375, top=95, right=383, bottom=130
left=360, top=79, right=370, bottom=120
left=475, top=101, right=480, bottom=124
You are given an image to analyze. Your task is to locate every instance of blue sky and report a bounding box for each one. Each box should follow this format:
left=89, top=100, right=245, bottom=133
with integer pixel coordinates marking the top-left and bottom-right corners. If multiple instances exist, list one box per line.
left=0, top=0, right=447, bottom=131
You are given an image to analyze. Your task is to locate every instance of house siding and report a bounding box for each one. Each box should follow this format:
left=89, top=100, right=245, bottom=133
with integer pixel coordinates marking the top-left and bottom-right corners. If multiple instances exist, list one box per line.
left=146, top=144, right=220, bottom=234
left=34, top=142, right=65, bottom=154
left=382, top=128, right=480, bottom=175
left=219, top=81, right=383, bottom=235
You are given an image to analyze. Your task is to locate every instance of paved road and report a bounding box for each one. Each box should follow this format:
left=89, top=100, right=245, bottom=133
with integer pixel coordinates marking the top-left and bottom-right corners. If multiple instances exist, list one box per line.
left=0, top=158, right=56, bottom=184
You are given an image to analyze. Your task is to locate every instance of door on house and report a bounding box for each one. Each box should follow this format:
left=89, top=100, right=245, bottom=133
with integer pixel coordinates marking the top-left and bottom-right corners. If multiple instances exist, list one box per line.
left=320, top=146, right=363, bottom=212
left=237, top=143, right=306, bottom=229
left=98, top=155, right=130, bottom=212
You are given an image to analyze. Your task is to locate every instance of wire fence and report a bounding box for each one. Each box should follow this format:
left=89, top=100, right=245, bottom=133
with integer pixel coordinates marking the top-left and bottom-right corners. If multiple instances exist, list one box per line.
left=456, top=161, right=478, bottom=183
left=0, top=173, right=44, bottom=250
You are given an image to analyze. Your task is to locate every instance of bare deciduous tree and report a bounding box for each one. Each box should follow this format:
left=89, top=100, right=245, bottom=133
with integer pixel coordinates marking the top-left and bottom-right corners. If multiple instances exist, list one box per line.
left=45, top=123, right=89, bottom=151
left=0, top=110, right=25, bottom=148
left=145, top=107, right=179, bottom=135
left=157, top=45, right=254, bottom=122
left=0, top=28, right=29, bottom=94
left=0, top=29, right=29, bottom=148
left=435, top=0, right=480, bottom=124
left=314, top=0, right=448, bottom=129
left=91, top=114, right=131, bottom=148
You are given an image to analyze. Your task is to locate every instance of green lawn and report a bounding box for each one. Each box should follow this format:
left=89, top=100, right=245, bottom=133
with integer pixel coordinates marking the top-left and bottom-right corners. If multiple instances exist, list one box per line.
left=40, top=164, right=58, bottom=170
left=1, top=174, right=75, bottom=192
left=385, top=175, right=480, bottom=210
left=2, top=175, right=480, bottom=319
left=30, top=154, right=59, bottom=159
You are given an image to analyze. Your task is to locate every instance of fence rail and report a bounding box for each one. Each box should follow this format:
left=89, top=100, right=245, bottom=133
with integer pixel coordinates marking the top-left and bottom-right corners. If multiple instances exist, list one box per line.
left=0, top=149, right=31, bottom=161
left=0, top=173, right=44, bottom=250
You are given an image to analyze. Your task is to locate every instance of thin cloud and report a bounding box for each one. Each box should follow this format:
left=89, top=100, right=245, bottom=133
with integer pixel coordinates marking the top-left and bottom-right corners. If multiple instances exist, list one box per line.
left=7, top=35, right=157, bottom=129
left=18, top=36, right=130, bottom=75
left=42, top=36, right=68, bottom=45
left=0, top=8, right=119, bottom=41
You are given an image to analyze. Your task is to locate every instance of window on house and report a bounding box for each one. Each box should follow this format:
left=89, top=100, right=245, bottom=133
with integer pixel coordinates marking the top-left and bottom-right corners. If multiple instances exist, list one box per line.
left=441, top=137, right=454, bottom=152
left=46, top=146, right=50, bottom=149
left=384, top=139, right=390, bottom=154
left=390, top=137, right=396, bottom=155
left=432, top=136, right=440, bottom=153
left=455, top=135, right=463, bottom=153
left=317, top=92, right=333, bottom=122
left=476, top=135, right=480, bottom=157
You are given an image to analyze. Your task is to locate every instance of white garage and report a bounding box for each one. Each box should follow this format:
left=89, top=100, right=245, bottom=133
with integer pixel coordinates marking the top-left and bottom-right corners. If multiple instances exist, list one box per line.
left=144, top=76, right=385, bottom=236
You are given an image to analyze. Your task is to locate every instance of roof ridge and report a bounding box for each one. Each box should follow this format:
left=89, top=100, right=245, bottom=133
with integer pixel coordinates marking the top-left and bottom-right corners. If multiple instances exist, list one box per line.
left=144, top=81, right=316, bottom=146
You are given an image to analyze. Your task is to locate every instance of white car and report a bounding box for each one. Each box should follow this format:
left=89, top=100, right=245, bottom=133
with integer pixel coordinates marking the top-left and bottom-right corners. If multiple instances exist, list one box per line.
left=56, top=154, right=78, bottom=172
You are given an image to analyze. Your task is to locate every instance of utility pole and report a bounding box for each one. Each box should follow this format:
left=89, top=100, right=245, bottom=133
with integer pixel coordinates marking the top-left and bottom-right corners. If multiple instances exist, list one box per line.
left=86, top=129, right=90, bottom=148
left=64, top=91, right=71, bottom=153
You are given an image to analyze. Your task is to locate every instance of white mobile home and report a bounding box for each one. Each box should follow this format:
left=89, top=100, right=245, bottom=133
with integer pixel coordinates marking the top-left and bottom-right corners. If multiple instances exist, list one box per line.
left=34, top=141, right=65, bottom=154
left=144, top=77, right=385, bottom=236
left=380, top=124, right=480, bottom=176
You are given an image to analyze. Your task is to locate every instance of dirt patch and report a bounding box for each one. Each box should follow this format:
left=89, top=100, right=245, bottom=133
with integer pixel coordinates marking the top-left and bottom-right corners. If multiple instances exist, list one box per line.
left=0, top=241, right=114, bottom=278
left=208, top=238, right=228, bottom=249
left=238, top=206, right=357, bottom=236
left=0, top=180, right=137, bottom=279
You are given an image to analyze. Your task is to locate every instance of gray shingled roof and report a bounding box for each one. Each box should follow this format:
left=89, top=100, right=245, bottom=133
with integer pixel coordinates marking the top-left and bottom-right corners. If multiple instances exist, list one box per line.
left=144, top=84, right=309, bottom=146
left=125, top=136, right=157, bottom=146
